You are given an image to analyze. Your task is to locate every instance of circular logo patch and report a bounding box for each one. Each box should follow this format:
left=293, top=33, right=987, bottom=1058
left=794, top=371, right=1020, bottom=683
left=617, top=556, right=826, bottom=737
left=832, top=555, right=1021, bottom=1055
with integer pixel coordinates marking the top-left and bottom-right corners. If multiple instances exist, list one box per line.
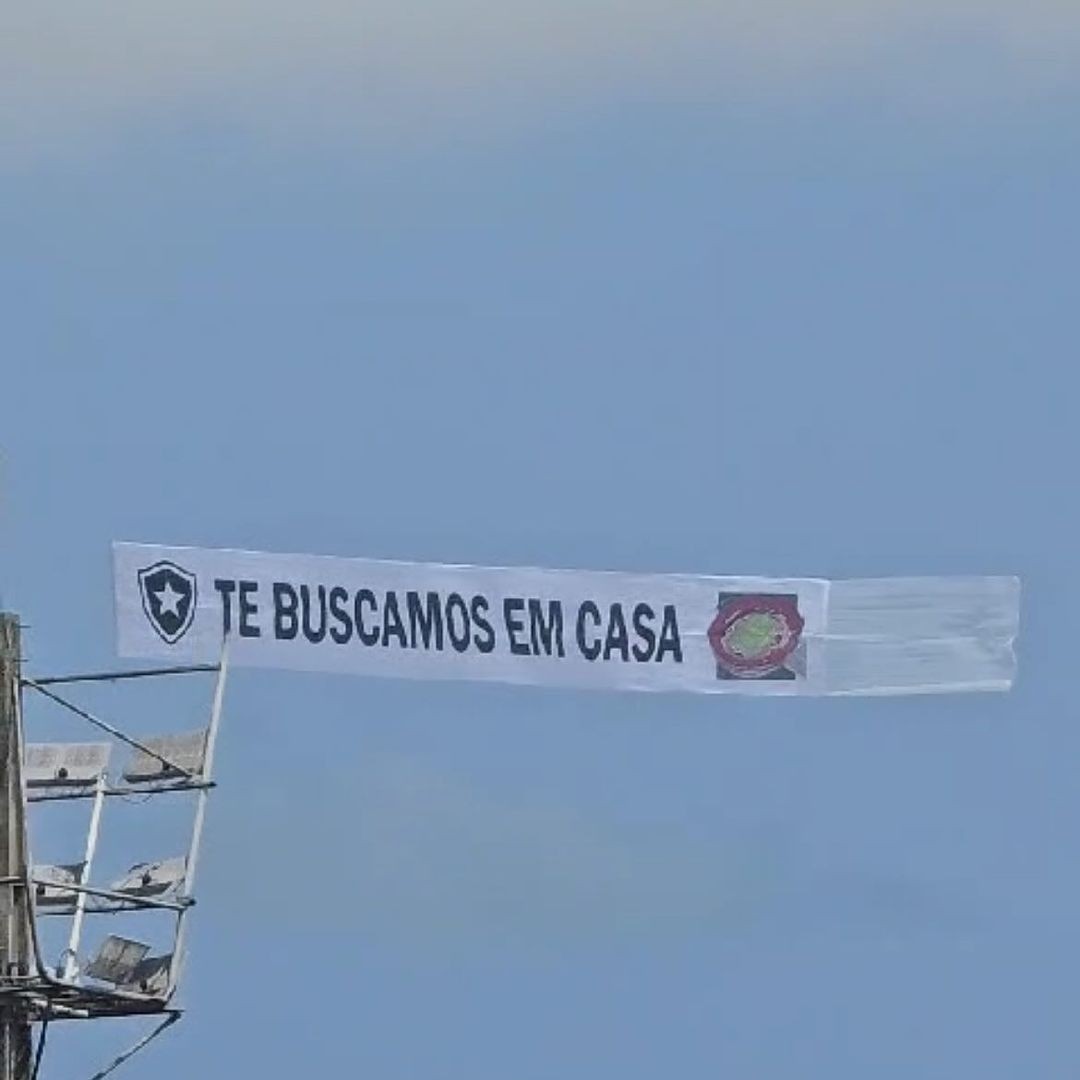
left=707, top=595, right=804, bottom=678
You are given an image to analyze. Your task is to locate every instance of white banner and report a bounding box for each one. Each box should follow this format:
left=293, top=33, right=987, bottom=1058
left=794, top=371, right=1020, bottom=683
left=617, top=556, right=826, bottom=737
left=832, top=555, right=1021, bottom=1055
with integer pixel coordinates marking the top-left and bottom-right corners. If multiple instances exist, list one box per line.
left=113, top=543, right=1020, bottom=696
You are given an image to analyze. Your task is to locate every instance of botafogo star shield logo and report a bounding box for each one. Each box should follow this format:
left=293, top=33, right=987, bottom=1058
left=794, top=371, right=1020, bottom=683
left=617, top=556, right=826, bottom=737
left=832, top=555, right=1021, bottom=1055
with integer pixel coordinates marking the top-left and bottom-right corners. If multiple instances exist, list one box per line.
left=138, top=561, right=197, bottom=644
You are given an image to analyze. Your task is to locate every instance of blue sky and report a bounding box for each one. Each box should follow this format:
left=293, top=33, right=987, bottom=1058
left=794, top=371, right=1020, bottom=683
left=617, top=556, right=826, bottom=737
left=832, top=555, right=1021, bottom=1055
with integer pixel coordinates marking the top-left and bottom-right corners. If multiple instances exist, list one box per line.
left=2, top=4, right=1077, bottom=1076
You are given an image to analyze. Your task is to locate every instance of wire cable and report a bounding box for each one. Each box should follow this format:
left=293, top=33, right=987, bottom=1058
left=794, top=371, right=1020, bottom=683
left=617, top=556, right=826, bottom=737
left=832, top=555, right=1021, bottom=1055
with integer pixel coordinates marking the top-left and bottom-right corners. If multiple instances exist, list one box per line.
left=84, top=1012, right=181, bottom=1080
left=30, top=1011, right=49, bottom=1080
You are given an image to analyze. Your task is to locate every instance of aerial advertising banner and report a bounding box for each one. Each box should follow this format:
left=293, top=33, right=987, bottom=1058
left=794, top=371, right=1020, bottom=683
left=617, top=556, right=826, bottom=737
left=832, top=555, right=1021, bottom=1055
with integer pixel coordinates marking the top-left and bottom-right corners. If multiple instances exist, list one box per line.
left=113, top=543, right=1020, bottom=696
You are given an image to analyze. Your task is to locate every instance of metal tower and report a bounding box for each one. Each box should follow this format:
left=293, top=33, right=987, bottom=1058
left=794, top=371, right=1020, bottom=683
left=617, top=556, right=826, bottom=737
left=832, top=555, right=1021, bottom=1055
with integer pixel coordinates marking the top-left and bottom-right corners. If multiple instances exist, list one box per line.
left=0, top=613, right=228, bottom=1079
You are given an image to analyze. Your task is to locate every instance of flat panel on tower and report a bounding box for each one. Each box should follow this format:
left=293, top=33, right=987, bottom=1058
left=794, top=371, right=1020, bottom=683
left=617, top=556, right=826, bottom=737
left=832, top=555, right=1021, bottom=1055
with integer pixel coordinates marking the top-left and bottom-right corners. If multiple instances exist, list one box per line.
left=122, top=729, right=207, bottom=783
left=32, top=863, right=85, bottom=909
left=85, top=936, right=150, bottom=985
left=25, top=743, right=110, bottom=787
left=110, top=857, right=186, bottom=898
left=122, top=954, right=173, bottom=998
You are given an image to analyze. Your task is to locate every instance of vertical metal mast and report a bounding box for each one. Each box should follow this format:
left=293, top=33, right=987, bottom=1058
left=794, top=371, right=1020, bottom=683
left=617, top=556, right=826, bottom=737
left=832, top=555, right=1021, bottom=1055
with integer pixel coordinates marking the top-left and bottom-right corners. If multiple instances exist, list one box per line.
left=0, top=615, right=32, bottom=1080
left=61, top=770, right=106, bottom=982
left=168, top=641, right=228, bottom=1000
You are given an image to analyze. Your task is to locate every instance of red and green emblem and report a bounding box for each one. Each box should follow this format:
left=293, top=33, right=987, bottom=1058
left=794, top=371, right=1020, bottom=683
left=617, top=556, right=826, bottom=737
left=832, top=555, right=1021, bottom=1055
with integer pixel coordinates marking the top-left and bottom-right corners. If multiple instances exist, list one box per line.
left=707, top=594, right=804, bottom=679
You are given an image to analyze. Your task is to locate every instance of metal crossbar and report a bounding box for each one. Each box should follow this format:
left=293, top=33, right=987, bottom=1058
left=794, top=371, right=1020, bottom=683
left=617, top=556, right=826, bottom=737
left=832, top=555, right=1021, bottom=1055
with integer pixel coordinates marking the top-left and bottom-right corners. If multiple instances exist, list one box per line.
left=29, top=879, right=191, bottom=914
left=30, top=665, right=219, bottom=687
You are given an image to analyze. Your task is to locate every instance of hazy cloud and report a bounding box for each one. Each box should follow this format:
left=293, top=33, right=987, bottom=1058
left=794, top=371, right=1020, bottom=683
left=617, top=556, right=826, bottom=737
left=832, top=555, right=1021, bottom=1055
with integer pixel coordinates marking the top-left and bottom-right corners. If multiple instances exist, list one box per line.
left=3, top=0, right=1080, bottom=160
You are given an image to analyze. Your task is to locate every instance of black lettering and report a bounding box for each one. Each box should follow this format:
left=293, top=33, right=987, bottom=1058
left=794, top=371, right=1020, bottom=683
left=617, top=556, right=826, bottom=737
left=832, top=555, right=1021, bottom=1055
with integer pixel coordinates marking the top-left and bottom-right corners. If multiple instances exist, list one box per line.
left=471, top=595, right=496, bottom=653
left=214, top=579, right=236, bottom=636
left=382, top=591, right=407, bottom=648
left=238, top=581, right=261, bottom=638
left=631, top=603, right=656, bottom=661
left=446, top=593, right=471, bottom=653
left=300, top=584, right=328, bottom=644
left=603, top=603, right=629, bottom=661
left=272, top=582, right=298, bottom=640
left=528, top=599, right=565, bottom=657
left=406, top=591, right=445, bottom=651
left=656, top=604, right=683, bottom=663
left=354, top=589, right=379, bottom=646
left=328, top=587, right=353, bottom=644
left=503, top=598, right=530, bottom=656
left=576, top=601, right=602, bottom=660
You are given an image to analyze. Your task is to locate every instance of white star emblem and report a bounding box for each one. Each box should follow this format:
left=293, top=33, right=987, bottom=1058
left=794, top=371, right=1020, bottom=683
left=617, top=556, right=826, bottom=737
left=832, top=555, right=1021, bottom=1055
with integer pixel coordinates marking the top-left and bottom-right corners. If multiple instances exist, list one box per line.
left=153, top=580, right=185, bottom=619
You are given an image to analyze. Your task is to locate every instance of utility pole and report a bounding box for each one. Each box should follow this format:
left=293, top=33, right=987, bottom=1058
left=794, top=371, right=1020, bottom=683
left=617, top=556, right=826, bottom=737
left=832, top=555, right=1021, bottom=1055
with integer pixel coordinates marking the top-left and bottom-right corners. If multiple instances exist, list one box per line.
left=0, top=615, right=32, bottom=1080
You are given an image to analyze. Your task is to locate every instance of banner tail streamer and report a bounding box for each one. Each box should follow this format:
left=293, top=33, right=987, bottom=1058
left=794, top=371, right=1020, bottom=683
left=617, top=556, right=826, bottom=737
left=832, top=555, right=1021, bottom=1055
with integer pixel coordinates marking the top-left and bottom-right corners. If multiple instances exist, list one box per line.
left=821, top=577, right=1020, bottom=695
